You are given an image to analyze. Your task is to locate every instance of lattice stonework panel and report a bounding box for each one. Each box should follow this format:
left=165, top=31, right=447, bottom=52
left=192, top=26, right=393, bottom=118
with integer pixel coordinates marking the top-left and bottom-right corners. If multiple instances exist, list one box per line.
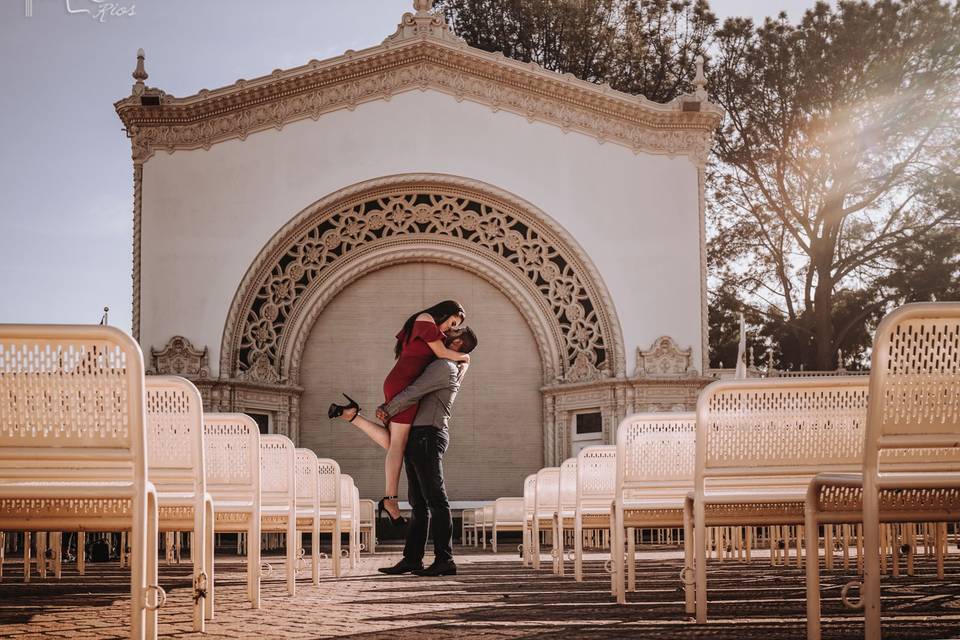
left=0, top=340, right=130, bottom=444
left=234, top=186, right=612, bottom=380
left=881, top=319, right=960, bottom=434
left=706, top=386, right=869, bottom=468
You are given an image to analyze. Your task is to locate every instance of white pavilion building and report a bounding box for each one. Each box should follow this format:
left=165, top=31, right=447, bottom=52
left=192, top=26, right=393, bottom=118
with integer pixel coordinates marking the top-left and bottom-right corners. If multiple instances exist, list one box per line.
left=114, top=0, right=722, bottom=502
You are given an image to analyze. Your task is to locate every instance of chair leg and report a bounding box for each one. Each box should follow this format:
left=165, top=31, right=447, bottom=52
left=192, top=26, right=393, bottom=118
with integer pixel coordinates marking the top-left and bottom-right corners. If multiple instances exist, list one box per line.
left=693, top=497, right=708, bottom=623
left=532, top=519, right=541, bottom=570
left=23, top=532, right=30, bottom=583
left=191, top=506, right=206, bottom=632
left=312, top=524, right=320, bottom=586
left=0, top=531, right=4, bottom=583
left=332, top=518, right=342, bottom=578
left=204, top=499, right=215, bottom=621
left=286, top=520, right=297, bottom=596
left=574, top=512, right=583, bottom=582
left=863, top=484, right=882, bottom=639
left=145, top=492, right=159, bottom=640
left=804, top=496, right=823, bottom=640
left=492, top=526, right=498, bottom=554
left=614, top=505, right=625, bottom=604
left=627, top=527, right=636, bottom=592
left=248, top=519, right=261, bottom=609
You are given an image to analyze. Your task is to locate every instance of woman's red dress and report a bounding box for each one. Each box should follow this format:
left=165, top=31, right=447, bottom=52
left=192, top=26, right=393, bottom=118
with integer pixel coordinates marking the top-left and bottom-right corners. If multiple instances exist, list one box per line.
left=383, top=319, right=445, bottom=424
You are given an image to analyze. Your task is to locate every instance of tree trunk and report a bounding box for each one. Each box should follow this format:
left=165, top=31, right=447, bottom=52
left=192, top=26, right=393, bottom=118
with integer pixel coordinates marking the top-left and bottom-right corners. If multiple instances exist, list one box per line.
left=813, top=266, right=835, bottom=371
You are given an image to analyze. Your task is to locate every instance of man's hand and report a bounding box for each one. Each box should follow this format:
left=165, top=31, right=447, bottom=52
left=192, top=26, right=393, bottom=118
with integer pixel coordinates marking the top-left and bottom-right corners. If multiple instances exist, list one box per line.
left=376, top=405, right=389, bottom=424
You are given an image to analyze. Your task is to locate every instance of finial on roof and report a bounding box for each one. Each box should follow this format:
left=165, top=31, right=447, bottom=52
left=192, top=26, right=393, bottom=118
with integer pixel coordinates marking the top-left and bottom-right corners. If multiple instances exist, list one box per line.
left=132, top=48, right=148, bottom=96
left=693, top=55, right=707, bottom=100
left=413, top=0, right=434, bottom=14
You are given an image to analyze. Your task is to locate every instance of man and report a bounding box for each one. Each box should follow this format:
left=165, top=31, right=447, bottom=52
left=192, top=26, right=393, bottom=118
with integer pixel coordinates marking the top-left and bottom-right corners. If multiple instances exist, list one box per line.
left=339, top=325, right=478, bottom=577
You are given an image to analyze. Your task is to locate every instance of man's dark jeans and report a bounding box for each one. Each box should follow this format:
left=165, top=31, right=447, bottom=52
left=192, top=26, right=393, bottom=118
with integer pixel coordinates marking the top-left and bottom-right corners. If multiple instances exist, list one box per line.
left=403, top=426, right=452, bottom=564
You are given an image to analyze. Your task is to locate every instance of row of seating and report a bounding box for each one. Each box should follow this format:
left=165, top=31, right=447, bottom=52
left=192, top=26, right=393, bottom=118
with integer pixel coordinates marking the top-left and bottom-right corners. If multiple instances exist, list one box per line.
left=0, top=325, right=368, bottom=639
left=484, top=302, right=960, bottom=639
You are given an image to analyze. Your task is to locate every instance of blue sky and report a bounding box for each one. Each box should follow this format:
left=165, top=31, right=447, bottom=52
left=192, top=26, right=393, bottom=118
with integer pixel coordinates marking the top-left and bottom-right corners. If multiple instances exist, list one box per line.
left=0, top=0, right=823, bottom=332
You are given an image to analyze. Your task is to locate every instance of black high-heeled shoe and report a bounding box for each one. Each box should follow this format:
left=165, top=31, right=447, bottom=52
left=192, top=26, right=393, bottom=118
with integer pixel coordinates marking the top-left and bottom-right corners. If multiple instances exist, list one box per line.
left=328, top=393, right=360, bottom=420
left=377, top=496, right=407, bottom=526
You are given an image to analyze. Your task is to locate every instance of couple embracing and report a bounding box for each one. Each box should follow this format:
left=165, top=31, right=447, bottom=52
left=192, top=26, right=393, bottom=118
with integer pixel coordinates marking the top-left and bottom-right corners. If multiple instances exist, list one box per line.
left=328, top=300, right=478, bottom=576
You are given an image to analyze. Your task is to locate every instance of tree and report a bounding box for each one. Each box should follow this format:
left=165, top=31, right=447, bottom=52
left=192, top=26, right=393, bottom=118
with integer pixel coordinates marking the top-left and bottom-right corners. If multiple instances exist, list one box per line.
left=709, top=0, right=960, bottom=370
left=434, top=0, right=717, bottom=101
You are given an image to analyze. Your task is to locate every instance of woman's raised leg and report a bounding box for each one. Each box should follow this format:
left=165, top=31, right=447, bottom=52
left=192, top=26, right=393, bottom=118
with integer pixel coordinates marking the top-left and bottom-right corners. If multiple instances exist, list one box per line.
left=340, top=408, right=391, bottom=450
left=384, top=421, right=411, bottom=519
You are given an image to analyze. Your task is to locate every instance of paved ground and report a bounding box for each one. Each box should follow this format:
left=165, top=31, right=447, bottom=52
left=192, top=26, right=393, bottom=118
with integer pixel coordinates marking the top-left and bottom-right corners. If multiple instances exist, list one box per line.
left=2, top=542, right=960, bottom=639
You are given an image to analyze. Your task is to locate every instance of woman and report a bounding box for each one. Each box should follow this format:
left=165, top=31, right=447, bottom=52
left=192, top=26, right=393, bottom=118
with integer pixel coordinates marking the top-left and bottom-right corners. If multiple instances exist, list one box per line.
left=328, top=300, right=470, bottom=525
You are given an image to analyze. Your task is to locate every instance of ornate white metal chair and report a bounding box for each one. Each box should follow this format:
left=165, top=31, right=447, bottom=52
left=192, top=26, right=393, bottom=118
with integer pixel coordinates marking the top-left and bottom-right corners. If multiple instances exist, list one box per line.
left=481, top=503, right=494, bottom=550
left=294, top=448, right=322, bottom=586
left=685, top=376, right=870, bottom=622
left=492, top=497, right=524, bottom=554
left=0, top=324, right=160, bottom=639
left=612, top=412, right=695, bottom=604
left=339, top=474, right=360, bottom=568
left=316, top=458, right=341, bottom=577
left=359, top=498, right=376, bottom=554
left=145, top=375, right=213, bottom=630
left=472, top=507, right=484, bottom=548
left=574, top=446, right=617, bottom=582
left=202, top=413, right=262, bottom=608
left=522, top=474, right=536, bottom=566
left=555, top=458, right=578, bottom=576
left=804, top=302, right=960, bottom=640
left=461, top=508, right=475, bottom=546
left=259, top=434, right=297, bottom=595
left=532, top=468, right=559, bottom=569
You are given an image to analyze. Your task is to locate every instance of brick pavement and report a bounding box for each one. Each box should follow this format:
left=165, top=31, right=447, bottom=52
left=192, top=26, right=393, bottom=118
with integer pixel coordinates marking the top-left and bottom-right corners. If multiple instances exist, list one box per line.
left=2, top=543, right=960, bottom=639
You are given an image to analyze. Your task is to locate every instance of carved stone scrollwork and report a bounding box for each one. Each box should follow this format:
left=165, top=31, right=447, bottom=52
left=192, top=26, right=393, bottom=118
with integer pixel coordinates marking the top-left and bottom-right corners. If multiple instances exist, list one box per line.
left=636, top=336, right=697, bottom=378
left=223, top=175, right=625, bottom=384
left=150, top=336, right=209, bottom=377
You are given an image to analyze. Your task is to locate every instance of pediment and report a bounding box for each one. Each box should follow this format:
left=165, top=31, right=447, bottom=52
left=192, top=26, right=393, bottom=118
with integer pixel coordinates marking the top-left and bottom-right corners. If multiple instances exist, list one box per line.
left=115, top=6, right=721, bottom=165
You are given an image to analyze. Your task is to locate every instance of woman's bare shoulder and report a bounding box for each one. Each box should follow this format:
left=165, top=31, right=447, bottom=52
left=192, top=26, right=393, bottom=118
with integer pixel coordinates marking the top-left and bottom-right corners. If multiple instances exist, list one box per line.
left=415, top=313, right=435, bottom=323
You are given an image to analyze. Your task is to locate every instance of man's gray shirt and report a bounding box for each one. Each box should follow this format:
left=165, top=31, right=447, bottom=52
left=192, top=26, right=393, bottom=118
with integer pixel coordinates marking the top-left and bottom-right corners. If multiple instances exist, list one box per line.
left=382, top=359, right=466, bottom=430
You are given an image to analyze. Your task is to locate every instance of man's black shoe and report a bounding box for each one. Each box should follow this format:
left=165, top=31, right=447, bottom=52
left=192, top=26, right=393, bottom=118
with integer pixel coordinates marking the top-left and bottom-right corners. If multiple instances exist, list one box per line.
left=377, top=559, right=423, bottom=575
left=412, top=560, right=457, bottom=576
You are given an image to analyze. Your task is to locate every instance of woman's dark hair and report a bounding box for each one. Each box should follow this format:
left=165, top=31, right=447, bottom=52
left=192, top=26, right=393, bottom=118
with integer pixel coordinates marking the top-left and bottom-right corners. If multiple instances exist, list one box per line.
left=394, top=300, right=466, bottom=359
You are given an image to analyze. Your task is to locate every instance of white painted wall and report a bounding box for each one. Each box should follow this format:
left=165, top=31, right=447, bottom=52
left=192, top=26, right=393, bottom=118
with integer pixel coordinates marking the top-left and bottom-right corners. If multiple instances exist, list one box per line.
left=140, top=88, right=702, bottom=376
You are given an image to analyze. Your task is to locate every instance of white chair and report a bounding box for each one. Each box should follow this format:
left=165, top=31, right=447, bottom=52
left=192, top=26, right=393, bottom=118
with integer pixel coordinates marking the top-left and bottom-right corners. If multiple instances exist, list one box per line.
left=612, top=412, right=695, bottom=604
left=574, top=446, right=617, bottom=583
left=522, top=474, right=536, bottom=566
left=260, top=434, right=297, bottom=595
left=461, top=508, right=475, bottom=546
left=532, top=468, right=560, bottom=569
left=359, top=498, right=376, bottom=554
left=555, top=458, right=578, bottom=576
left=686, top=376, right=870, bottom=622
left=492, top=497, right=524, bottom=554
left=804, top=302, right=960, bottom=639
left=145, top=375, right=213, bottom=630
left=472, top=507, right=484, bottom=548
left=481, top=503, right=494, bottom=550
left=339, top=475, right=360, bottom=568
left=0, top=324, right=159, bottom=639
left=316, top=458, right=342, bottom=577
left=294, top=448, right=321, bottom=586
left=203, top=413, right=262, bottom=608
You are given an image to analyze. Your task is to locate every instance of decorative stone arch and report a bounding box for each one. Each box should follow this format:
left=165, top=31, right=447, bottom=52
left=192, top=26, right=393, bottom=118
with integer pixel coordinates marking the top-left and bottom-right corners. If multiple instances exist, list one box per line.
left=219, top=173, right=626, bottom=386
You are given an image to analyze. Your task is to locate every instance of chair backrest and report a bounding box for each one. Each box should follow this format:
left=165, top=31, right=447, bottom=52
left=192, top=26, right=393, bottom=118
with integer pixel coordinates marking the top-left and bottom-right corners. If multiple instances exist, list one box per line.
left=866, top=302, right=960, bottom=473
left=695, top=376, right=869, bottom=491
left=575, top=445, right=617, bottom=511
left=339, top=474, right=355, bottom=518
left=359, top=499, right=375, bottom=525
left=202, top=413, right=261, bottom=504
left=494, top=497, right=524, bottom=525
left=523, top=473, right=537, bottom=520
left=260, top=434, right=295, bottom=511
left=462, top=508, right=474, bottom=525
left=294, top=448, right=319, bottom=511
left=316, top=457, right=340, bottom=513
left=0, top=324, right=147, bottom=486
left=145, top=375, right=206, bottom=499
left=615, top=412, right=695, bottom=501
left=473, top=507, right=484, bottom=526
left=559, top=457, right=578, bottom=515
left=534, top=467, right=560, bottom=519
left=483, top=503, right=494, bottom=524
